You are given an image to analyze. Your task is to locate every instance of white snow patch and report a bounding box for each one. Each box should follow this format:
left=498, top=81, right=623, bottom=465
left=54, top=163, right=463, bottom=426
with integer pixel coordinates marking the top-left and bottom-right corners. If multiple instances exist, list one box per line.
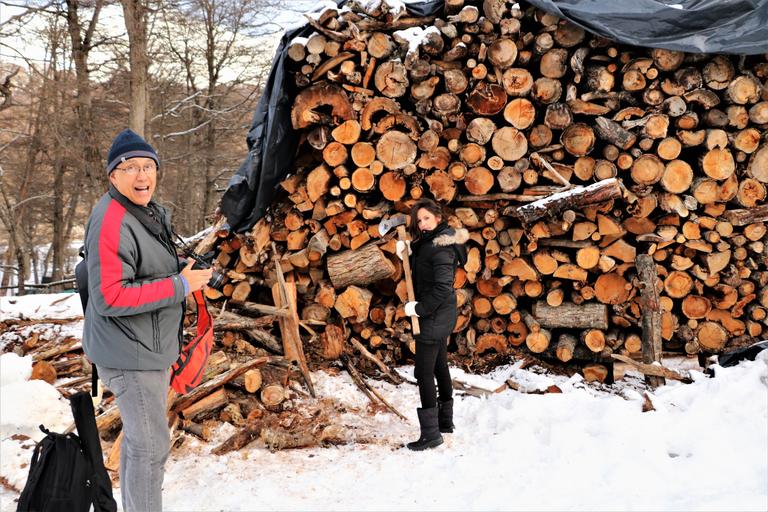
left=393, top=25, right=442, bottom=55
left=520, top=178, right=619, bottom=212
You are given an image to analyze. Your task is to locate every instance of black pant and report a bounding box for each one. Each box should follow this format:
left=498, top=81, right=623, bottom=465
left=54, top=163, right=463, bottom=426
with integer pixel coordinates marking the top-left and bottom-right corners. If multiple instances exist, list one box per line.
left=414, top=339, right=452, bottom=409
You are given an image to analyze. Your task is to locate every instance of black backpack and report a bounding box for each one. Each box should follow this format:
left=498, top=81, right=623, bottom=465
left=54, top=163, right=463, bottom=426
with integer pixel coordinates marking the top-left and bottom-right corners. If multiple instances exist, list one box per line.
left=17, top=392, right=117, bottom=512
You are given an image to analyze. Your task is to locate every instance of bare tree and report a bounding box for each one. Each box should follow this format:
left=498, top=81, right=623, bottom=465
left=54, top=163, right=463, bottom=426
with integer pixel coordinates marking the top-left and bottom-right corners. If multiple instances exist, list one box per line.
left=120, top=0, right=151, bottom=137
left=65, top=0, right=106, bottom=205
left=156, top=0, right=280, bottom=231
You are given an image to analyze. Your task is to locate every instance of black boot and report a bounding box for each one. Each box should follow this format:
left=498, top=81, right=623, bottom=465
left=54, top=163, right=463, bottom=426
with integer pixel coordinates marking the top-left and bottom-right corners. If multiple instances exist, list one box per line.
left=406, top=407, right=443, bottom=451
left=438, top=399, right=454, bottom=434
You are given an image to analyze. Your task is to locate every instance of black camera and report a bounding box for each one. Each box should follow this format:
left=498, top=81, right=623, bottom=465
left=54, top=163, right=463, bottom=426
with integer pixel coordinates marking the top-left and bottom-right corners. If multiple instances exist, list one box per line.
left=186, top=251, right=226, bottom=290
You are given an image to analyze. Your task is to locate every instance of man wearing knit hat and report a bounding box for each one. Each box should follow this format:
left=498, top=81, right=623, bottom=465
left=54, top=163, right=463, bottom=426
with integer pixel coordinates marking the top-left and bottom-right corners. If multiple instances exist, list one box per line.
left=82, top=129, right=212, bottom=511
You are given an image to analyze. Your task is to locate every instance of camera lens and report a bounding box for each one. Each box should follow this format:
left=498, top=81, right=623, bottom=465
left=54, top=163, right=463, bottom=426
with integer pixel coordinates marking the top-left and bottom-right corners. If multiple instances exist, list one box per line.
left=208, top=270, right=225, bottom=290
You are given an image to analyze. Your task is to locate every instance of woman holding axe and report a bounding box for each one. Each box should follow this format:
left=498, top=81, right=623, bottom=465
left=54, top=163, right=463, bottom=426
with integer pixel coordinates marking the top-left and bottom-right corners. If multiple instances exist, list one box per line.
left=397, top=198, right=468, bottom=451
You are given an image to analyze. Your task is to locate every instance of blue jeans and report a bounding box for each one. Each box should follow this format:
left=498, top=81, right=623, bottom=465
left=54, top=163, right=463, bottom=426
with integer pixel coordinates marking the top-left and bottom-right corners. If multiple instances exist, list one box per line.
left=99, top=366, right=171, bottom=512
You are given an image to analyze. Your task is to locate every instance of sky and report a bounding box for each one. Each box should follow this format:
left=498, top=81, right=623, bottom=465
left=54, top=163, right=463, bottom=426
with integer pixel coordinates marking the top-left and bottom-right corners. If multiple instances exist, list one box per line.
left=0, top=0, right=333, bottom=83
left=0, top=292, right=766, bottom=511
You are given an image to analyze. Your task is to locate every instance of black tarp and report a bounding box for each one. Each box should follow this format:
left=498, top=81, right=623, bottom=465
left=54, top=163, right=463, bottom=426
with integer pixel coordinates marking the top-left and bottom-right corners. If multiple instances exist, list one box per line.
left=220, top=0, right=768, bottom=233
left=526, top=0, right=768, bottom=55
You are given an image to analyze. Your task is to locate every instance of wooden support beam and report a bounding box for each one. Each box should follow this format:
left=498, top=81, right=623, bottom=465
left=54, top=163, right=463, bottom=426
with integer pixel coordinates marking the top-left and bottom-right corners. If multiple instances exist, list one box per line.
left=636, top=254, right=665, bottom=389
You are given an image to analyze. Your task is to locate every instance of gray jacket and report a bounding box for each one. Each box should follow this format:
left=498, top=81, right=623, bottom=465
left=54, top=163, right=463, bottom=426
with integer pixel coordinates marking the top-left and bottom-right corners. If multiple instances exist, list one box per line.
left=82, top=188, right=186, bottom=370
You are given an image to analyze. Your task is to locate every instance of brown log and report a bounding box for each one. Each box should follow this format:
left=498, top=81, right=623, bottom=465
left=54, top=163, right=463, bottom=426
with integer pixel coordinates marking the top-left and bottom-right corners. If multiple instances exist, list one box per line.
left=464, top=167, right=495, bottom=195
left=581, top=329, right=606, bottom=353
left=504, top=98, right=536, bottom=129
left=181, top=388, right=228, bottom=420
left=664, top=270, right=694, bottom=298
left=560, top=123, right=595, bottom=156
left=631, top=154, right=665, bottom=185
left=661, top=159, right=694, bottom=193
left=555, top=333, right=578, bottom=362
left=533, top=301, right=609, bottom=330
left=374, top=60, right=409, bottom=98
left=697, top=321, right=729, bottom=352
left=334, top=285, right=373, bottom=323
left=488, top=38, right=518, bottom=69
left=594, top=272, right=630, bottom=305
left=376, top=131, right=416, bottom=170
left=510, top=178, right=621, bottom=224
left=611, top=354, right=692, bottom=383
left=291, top=83, right=354, bottom=129
left=636, top=253, right=665, bottom=388
left=594, top=117, right=636, bottom=150
left=466, top=117, right=496, bottom=145
left=30, top=361, right=57, bottom=384
left=492, top=126, right=528, bottom=161
left=475, top=333, right=508, bottom=355
left=575, top=245, right=600, bottom=269
left=723, top=205, right=768, bottom=226
left=540, top=48, right=568, bottom=78
left=582, top=364, right=609, bottom=383
left=492, top=293, right=517, bottom=315
left=502, top=67, right=534, bottom=96
left=532, top=77, right=562, bottom=104
left=329, top=119, right=360, bottom=145
left=727, top=75, right=761, bottom=104
left=544, top=103, right=573, bottom=131
left=243, top=369, right=263, bottom=393
left=425, top=170, right=457, bottom=202
left=260, top=384, right=287, bottom=412
left=306, top=164, right=332, bottom=203
left=736, top=178, right=766, bottom=207
left=467, top=82, right=508, bottom=115
left=327, top=244, right=396, bottom=288
left=360, top=97, right=399, bottom=131
left=701, top=148, right=735, bottom=180
left=379, top=171, right=407, bottom=201
left=367, top=32, right=394, bottom=59
left=351, top=142, right=376, bottom=167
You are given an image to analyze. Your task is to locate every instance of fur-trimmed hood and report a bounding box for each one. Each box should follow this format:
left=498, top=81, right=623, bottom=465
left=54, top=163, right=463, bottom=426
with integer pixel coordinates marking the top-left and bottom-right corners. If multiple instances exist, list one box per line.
left=433, top=227, right=469, bottom=247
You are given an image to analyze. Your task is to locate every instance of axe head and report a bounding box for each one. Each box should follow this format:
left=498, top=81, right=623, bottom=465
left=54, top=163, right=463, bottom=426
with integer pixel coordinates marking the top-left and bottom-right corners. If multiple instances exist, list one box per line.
left=378, top=213, right=408, bottom=237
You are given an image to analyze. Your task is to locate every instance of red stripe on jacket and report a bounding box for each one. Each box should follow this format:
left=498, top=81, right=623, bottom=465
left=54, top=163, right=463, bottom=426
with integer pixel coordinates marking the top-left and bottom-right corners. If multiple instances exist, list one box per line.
left=99, top=200, right=175, bottom=308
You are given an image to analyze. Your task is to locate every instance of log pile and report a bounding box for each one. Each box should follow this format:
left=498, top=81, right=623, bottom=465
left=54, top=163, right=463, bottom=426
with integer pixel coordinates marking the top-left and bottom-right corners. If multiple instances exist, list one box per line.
left=0, top=313, right=389, bottom=458
left=201, top=0, right=768, bottom=382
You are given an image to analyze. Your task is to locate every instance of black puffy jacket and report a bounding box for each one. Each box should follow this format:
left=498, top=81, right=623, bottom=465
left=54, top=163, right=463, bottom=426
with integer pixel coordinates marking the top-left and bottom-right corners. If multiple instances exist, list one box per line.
left=411, top=223, right=468, bottom=343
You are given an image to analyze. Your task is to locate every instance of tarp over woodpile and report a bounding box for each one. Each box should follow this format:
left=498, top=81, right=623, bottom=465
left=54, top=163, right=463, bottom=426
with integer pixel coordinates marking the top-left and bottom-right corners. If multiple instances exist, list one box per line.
left=220, top=0, right=768, bottom=232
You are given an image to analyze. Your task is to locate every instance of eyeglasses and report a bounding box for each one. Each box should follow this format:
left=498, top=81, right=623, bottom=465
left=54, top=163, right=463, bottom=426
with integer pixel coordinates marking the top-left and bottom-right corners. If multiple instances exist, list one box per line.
left=115, top=163, right=158, bottom=176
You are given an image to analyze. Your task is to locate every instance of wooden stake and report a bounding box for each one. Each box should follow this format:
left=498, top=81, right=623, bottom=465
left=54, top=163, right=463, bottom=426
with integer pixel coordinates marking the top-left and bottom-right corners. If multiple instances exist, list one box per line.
left=636, top=254, right=665, bottom=389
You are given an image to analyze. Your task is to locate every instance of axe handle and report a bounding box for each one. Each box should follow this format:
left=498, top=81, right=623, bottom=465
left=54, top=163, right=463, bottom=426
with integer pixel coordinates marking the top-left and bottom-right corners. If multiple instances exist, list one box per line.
left=397, top=225, right=420, bottom=336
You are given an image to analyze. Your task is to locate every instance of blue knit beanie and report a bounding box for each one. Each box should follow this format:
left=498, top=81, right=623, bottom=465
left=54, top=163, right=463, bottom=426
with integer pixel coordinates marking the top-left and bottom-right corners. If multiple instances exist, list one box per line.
left=106, top=129, right=159, bottom=174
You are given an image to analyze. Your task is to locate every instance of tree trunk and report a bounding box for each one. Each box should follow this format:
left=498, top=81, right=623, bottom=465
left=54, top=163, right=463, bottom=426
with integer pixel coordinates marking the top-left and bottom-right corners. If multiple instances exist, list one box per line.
left=120, top=0, right=151, bottom=138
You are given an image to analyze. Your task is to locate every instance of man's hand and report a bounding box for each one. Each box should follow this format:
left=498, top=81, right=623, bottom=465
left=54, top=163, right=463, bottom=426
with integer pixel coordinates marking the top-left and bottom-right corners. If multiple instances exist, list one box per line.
left=404, top=301, right=419, bottom=317
left=180, top=258, right=213, bottom=293
left=395, top=240, right=411, bottom=261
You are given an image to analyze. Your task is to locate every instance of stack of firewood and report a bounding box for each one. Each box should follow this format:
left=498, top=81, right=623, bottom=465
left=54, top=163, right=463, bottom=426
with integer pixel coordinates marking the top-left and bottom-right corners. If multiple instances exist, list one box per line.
left=202, top=0, right=767, bottom=382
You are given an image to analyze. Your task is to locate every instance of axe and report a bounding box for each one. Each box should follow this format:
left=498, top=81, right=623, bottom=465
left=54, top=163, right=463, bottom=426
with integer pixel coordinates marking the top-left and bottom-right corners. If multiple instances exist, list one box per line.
left=378, top=214, right=420, bottom=335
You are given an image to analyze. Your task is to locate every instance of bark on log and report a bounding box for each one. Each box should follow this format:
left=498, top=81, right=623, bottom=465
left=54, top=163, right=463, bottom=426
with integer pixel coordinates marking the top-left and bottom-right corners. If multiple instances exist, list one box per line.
left=532, top=301, right=609, bottom=330
left=636, top=254, right=665, bottom=388
left=508, top=178, right=621, bottom=224
left=327, top=244, right=396, bottom=288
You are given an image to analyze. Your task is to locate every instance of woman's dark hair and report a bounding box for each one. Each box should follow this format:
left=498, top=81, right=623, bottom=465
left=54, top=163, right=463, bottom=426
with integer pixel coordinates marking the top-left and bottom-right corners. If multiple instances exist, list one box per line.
left=410, top=198, right=443, bottom=239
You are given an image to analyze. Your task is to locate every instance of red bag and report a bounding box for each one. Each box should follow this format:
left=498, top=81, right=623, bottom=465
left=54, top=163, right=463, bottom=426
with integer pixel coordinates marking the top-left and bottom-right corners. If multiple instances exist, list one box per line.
left=170, top=290, right=214, bottom=394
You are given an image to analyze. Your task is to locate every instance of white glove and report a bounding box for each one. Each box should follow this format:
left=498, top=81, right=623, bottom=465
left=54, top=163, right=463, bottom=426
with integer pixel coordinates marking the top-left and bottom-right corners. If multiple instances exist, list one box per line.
left=395, top=240, right=412, bottom=261
left=404, top=301, right=419, bottom=317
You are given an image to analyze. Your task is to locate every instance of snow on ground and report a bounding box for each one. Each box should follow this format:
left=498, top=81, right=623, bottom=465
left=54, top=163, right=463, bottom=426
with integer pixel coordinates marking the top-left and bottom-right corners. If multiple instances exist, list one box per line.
left=0, top=292, right=83, bottom=321
left=1, top=293, right=767, bottom=511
